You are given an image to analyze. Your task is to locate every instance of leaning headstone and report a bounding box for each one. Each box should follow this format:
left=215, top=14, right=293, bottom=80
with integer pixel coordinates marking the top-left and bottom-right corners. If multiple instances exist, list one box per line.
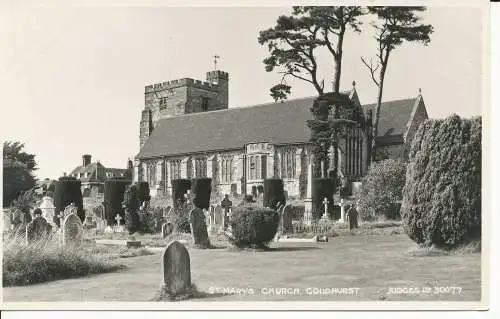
left=62, top=213, right=83, bottom=246
left=162, top=222, right=174, bottom=239
left=83, top=216, right=96, bottom=229
left=161, top=240, right=192, bottom=298
left=25, top=216, right=52, bottom=245
left=189, top=208, right=211, bottom=248
left=282, top=204, right=294, bottom=234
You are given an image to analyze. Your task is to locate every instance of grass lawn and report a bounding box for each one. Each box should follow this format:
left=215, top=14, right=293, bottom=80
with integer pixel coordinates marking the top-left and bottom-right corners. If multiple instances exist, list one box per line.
left=2, top=234, right=481, bottom=302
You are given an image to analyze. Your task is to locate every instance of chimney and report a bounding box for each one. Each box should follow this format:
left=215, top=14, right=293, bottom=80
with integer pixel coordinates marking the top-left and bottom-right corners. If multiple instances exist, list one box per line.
left=127, top=158, right=133, bottom=170
left=82, top=154, right=92, bottom=167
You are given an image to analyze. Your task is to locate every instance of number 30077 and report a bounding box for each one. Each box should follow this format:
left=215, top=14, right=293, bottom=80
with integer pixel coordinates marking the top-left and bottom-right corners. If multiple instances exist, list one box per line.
left=432, top=286, right=462, bottom=294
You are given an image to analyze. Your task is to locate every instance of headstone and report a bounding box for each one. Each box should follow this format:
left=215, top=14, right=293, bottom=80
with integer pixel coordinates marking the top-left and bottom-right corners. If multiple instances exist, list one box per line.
left=64, top=203, right=78, bottom=216
left=162, top=222, right=174, bottom=239
left=282, top=204, right=294, bottom=234
left=164, top=206, right=172, bottom=218
left=162, top=241, right=191, bottom=295
left=189, top=208, right=210, bottom=248
left=62, top=213, right=83, bottom=246
left=38, top=197, right=56, bottom=226
left=347, top=206, right=359, bottom=231
left=96, top=219, right=107, bottom=232
left=214, top=206, right=223, bottom=230
left=221, top=196, right=232, bottom=230
left=25, top=216, right=52, bottom=245
left=93, top=204, right=105, bottom=221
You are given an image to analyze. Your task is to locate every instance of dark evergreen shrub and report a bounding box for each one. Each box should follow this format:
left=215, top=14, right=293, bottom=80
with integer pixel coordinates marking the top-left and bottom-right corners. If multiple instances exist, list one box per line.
left=122, top=185, right=141, bottom=234
left=191, top=178, right=212, bottom=209
left=171, top=179, right=191, bottom=208
left=104, top=179, right=130, bottom=225
left=311, top=178, right=335, bottom=219
left=263, top=178, right=285, bottom=210
left=229, top=205, right=279, bottom=248
left=136, top=181, right=151, bottom=203
left=356, top=159, right=407, bottom=221
left=54, top=176, right=84, bottom=225
left=141, top=206, right=165, bottom=233
left=401, top=115, right=481, bottom=248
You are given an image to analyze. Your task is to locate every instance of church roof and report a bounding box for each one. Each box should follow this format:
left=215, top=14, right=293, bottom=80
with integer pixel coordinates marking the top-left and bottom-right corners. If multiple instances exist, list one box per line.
left=362, top=97, right=420, bottom=139
left=136, top=95, right=422, bottom=159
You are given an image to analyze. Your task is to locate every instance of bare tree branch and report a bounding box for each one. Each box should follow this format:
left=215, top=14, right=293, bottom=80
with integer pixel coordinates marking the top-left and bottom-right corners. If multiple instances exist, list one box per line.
left=360, top=57, right=380, bottom=86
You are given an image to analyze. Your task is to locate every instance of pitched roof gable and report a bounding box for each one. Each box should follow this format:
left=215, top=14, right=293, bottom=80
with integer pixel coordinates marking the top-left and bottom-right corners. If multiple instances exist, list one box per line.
left=137, top=94, right=421, bottom=159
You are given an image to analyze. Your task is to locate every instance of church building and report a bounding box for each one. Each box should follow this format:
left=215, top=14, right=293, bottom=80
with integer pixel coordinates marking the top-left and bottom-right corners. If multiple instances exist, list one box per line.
left=134, top=69, right=428, bottom=198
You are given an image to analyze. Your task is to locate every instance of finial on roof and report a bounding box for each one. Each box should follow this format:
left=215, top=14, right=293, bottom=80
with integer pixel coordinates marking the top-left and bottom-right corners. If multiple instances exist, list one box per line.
left=418, top=88, right=422, bottom=95
left=352, top=80, right=356, bottom=88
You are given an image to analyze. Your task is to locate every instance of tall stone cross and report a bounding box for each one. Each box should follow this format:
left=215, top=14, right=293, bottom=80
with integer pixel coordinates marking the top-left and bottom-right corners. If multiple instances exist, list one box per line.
left=340, top=198, right=346, bottom=222
left=115, top=214, right=123, bottom=227
left=213, top=54, right=220, bottom=70
left=323, top=197, right=329, bottom=219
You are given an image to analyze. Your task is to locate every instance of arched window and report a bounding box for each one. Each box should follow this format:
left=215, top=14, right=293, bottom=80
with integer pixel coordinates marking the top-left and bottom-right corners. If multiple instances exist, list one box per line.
left=281, top=147, right=296, bottom=178
left=170, top=160, right=181, bottom=180
left=195, top=157, right=207, bottom=178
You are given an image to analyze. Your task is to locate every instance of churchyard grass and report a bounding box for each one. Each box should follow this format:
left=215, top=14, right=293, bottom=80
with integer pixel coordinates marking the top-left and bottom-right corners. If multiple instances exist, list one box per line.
left=3, top=233, right=480, bottom=301
left=3, top=236, right=125, bottom=287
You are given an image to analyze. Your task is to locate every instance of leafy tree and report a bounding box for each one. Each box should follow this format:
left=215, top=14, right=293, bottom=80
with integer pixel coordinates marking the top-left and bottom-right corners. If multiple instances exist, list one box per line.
left=356, top=159, right=407, bottom=220
left=3, top=141, right=38, bottom=207
left=258, top=6, right=365, bottom=178
left=361, top=7, right=433, bottom=162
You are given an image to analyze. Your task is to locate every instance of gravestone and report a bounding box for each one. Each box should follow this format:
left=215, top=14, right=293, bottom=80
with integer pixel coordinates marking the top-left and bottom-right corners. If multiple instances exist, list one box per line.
left=282, top=204, right=294, bottom=234
left=347, top=206, right=359, bottom=231
left=221, top=196, right=232, bottom=230
left=214, top=206, right=224, bottom=230
left=162, top=241, right=192, bottom=296
left=39, top=197, right=56, bottom=226
left=164, top=206, right=172, bottom=218
left=189, top=208, right=210, bottom=248
left=25, top=216, right=52, bottom=245
left=62, top=213, right=83, bottom=246
left=162, top=222, right=174, bottom=239
left=64, top=203, right=78, bottom=217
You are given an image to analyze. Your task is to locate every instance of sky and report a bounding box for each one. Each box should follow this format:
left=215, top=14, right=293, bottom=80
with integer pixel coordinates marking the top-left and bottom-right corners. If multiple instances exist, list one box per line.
left=0, top=3, right=486, bottom=180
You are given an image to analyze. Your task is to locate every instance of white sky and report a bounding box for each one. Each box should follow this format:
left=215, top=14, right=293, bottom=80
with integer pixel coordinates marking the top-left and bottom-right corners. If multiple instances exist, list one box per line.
left=0, top=3, right=485, bottom=180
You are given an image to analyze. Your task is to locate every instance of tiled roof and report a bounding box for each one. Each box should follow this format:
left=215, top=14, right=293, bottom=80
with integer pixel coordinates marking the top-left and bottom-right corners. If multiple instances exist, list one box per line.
left=136, top=95, right=422, bottom=159
left=362, top=97, right=418, bottom=138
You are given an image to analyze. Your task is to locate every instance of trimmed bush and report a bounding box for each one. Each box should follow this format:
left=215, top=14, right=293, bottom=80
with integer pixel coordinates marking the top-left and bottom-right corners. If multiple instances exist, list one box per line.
left=263, top=178, right=285, bottom=210
left=54, top=176, right=84, bottom=225
left=401, top=115, right=481, bottom=249
left=122, top=185, right=141, bottom=234
left=311, top=178, right=335, bottom=219
left=104, top=179, right=131, bottom=225
left=9, top=190, right=36, bottom=227
left=356, top=159, right=407, bottom=221
left=171, top=179, right=192, bottom=208
left=229, top=205, right=280, bottom=248
left=191, top=178, right=212, bottom=209
left=136, top=181, right=151, bottom=203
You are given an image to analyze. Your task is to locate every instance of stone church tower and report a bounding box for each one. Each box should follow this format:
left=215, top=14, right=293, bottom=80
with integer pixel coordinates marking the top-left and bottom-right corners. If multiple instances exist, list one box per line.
left=139, top=70, right=229, bottom=148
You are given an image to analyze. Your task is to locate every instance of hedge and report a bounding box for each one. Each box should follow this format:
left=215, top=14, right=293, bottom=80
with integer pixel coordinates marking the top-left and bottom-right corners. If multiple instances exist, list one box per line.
left=263, top=178, right=285, bottom=210
left=191, top=178, right=212, bottom=209
left=54, top=177, right=84, bottom=225
left=311, top=178, right=335, bottom=219
left=122, top=184, right=141, bottom=233
left=104, top=179, right=131, bottom=225
left=171, top=179, right=191, bottom=208
left=401, top=115, right=481, bottom=248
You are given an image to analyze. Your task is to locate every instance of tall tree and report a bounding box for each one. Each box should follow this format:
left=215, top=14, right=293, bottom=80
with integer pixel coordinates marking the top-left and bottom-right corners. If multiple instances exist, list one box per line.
left=3, top=141, right=38, bottom=207
left=258, top=6, right=365, bottom=178
left=361, top=7, right=433, bottom=162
